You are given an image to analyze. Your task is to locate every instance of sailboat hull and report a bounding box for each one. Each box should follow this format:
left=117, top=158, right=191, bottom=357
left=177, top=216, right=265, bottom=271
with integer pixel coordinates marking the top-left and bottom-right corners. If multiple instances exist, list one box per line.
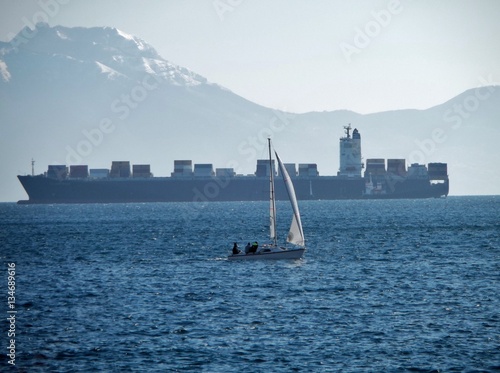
left=228, top=248, right=305, bottom=260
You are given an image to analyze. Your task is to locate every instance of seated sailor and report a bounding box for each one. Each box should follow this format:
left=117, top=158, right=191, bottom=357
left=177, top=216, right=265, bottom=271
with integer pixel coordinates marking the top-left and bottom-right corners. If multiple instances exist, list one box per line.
left=250, top=241, right=258, bottom=253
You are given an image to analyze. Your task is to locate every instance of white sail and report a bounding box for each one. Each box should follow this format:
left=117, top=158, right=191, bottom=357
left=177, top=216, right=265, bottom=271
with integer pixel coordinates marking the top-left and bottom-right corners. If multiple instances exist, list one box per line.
left=275, top=151, right=305, bottom=246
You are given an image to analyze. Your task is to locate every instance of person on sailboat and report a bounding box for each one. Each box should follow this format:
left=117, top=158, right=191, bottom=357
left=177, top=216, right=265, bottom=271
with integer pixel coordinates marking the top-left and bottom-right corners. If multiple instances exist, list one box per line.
left=250, top=242, right=258, bottom=253
left=232, top=242, right=241, bottom=254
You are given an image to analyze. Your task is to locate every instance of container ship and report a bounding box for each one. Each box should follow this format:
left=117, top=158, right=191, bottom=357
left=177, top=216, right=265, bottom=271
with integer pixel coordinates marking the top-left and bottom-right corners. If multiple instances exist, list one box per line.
left=17, top=126, right=449, bottom=204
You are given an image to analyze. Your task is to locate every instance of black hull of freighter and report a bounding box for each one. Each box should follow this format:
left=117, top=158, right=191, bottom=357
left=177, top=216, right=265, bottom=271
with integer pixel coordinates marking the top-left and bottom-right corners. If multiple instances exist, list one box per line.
left=17, top=175, right=448, bottom=204
left=16, top=127, right=450, bottom=204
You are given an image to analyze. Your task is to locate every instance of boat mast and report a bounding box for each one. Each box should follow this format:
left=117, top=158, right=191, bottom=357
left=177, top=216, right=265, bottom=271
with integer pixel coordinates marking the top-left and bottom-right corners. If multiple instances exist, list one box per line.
left=31, top=158, right=35, bottom=176
left=268, top=138, right=277, bottom=246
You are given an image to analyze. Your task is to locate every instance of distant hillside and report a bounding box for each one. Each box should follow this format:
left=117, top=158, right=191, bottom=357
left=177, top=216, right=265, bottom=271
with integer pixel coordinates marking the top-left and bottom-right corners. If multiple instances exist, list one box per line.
left=1, top=23, right=499, bottom=201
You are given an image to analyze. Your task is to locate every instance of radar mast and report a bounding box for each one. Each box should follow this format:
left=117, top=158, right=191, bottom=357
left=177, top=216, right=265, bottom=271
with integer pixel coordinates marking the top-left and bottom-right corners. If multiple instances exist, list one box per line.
left=344, top=123, right=352, bottom=139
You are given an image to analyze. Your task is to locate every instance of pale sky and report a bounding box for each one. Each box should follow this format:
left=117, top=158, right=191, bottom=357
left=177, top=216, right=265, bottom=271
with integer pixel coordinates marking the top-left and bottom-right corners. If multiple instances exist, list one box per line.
left=1, top=0, right=499, bottom=114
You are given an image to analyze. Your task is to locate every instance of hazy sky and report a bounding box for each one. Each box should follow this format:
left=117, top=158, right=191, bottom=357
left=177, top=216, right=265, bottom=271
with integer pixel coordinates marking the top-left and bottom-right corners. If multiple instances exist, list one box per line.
left=1, top=0, right=499, bottom=114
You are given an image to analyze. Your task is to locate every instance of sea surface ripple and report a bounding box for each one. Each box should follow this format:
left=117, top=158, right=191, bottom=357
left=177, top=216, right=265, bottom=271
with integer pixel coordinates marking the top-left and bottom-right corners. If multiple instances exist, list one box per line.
left=0, top=196, right=499, bottom=372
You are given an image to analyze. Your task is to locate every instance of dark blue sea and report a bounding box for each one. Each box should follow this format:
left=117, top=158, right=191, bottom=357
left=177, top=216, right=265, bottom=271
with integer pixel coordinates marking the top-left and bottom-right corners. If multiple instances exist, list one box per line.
left=1, top=196, right=499, bottom=372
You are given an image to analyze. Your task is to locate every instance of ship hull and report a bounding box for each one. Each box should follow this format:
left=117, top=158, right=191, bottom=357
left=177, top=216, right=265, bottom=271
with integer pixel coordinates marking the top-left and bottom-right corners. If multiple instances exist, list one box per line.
left=17, top=175, right=448, bottom=204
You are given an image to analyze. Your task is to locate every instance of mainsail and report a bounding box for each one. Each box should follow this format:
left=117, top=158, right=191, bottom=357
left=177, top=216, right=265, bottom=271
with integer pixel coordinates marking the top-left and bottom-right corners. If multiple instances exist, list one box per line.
left=275, top=151, right=305, bottom=246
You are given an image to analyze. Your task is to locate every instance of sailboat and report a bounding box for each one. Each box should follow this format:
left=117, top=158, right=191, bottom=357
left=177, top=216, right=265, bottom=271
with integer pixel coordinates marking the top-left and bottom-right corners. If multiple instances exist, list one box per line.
left=228, top=139, right=306, bottom=260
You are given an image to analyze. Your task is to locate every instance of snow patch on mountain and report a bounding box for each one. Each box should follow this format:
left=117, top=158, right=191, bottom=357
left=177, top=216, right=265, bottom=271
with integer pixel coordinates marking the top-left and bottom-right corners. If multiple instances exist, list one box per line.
left=0, top=60, right=10, bottom=82
left=56, top=30, right=70, bottom=40
left=95, top=61, right=124, bottom=80
left=115, top=28, right=134, bottom=41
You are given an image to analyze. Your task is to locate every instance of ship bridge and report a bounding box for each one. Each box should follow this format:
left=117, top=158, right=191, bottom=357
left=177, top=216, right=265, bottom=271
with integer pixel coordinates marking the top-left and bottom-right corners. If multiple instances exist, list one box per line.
left=338, top=124, right=363, bottom=177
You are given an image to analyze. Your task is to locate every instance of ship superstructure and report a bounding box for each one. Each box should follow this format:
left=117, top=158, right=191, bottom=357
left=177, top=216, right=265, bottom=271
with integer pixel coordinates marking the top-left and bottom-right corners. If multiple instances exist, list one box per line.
left=338, top=124, right=363, bottom=177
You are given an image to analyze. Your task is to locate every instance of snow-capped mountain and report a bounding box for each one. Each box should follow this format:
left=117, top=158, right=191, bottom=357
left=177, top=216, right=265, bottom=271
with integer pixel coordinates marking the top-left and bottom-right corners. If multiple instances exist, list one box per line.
left=0, top=23, right=499, bottom=201
left=1, top=22, right=207, bottom=86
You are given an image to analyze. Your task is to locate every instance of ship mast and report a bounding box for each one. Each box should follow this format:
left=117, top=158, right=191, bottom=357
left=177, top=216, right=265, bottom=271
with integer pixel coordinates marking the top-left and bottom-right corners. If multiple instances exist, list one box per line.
left=344, top=123, right=352, bottom=138
left=31, top=158, right=35, bottom=176
left=268, top=138, right=277, bottom=247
